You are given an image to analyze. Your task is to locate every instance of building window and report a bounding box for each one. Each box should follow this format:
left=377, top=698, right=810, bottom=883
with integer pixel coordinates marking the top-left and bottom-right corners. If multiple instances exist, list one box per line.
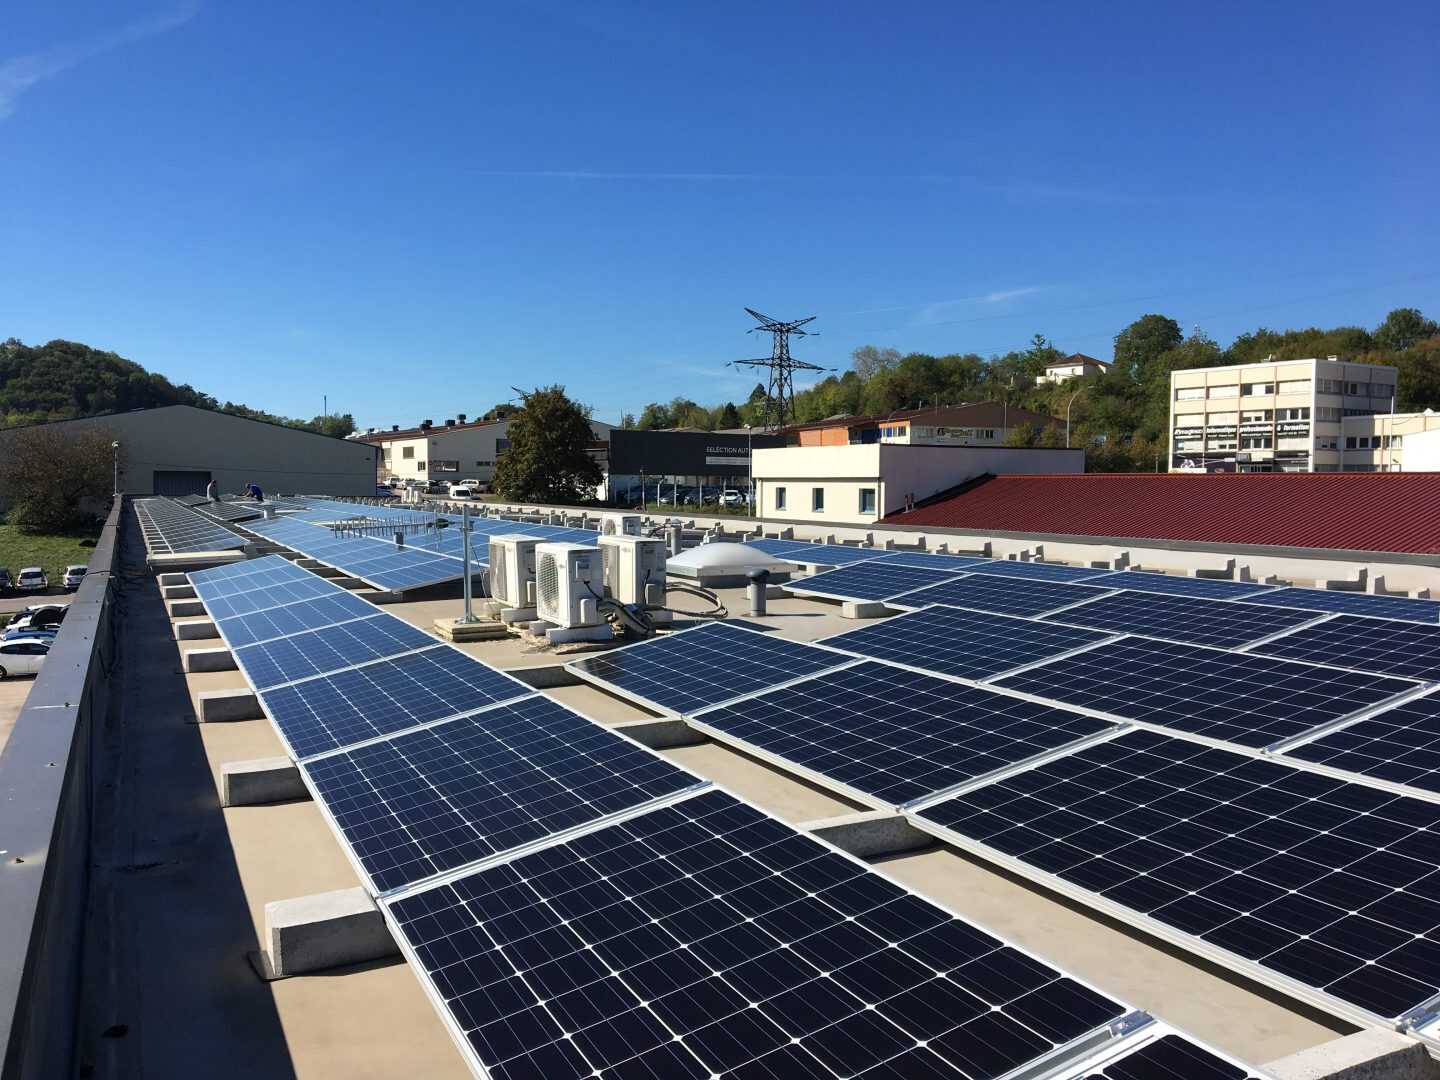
left=1316, top=436, right=1339, bottom=450
left=859, top=489, right=876, bottom=515
left=1346, top=382, right=1368, bottom=396
left=811, top=487, right=825, bottom=512
left=980, top=429, right=995, bottom=439
left=1240, top=409, right=1272, bottom=423
left=416, top=461, right=427, bottom=470
left=434, top=459, right=459, bottom=472
left=475, top=460, right=493, bottom=467
left=775, top=486, right=787, bottom=511
left=1209, top=385, right=1238, bottom=398
left=496, top=438, right=511, bottom=452
left=402, top=447, right=415, bottom=459
left=1176, top=387, right=1206, bottom=400
left=1277, top=380, right=1311, bottom=395
left=1240, top=435, right=1272, bottom=449
left=1345, top=436, right=1361, bottom=449
left=1276, top=407, right=1310, bottom=421
left=1242, top=382, right=1274, bottom=396
left=1316, top=378, right=1341, bottom=394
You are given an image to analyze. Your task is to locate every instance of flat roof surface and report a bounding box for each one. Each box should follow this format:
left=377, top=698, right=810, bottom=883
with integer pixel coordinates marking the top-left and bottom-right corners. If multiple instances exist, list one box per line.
left=87, top=525, right=1361, bottom=1077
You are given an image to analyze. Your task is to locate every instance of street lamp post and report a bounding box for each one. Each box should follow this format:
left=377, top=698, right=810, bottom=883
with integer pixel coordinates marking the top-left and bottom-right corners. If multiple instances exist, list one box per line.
left=745, top=424, right=753, bottom=517
left=1065, top=386, right=1088, bottom=449
left=111, top=441, right=121, bottom=496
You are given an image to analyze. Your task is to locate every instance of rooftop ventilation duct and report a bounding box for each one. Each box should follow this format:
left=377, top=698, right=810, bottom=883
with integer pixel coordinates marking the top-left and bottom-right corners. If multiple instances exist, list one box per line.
left=421, top=419, right=433, bottom=428
left=391, top=425, right=399, bottom=431
left=457, top=413, right=467, bottom=423
left=445, top=419, right=456, bottom=427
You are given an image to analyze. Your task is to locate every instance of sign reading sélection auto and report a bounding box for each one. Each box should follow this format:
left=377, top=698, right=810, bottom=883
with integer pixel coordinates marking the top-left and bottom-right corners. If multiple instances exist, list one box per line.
left=607, top=430, right=787, bottom=477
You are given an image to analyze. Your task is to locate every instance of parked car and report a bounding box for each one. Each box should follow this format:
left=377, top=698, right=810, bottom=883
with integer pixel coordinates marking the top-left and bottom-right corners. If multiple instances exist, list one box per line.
left=719, top=489, right=746, bottom=507
left=62, top=565, right=87, bottom=590
left=0, top=638, right=49, bottom=678
left=3, top=625, right=57, bottom=642
left=8, top=604, right=66, bottom=633
left=375, top=484, right=393, bottom=497
left=0, top=568, right=12, bottom=593
left=16, top=567, right=48, bottom=592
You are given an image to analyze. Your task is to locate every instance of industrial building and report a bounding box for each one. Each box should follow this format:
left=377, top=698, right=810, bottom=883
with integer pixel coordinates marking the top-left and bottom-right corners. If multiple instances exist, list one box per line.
left=1168, top=356, right=1407, bottom=472
left=751, top=443, right=1083, bottom=524
left=783, top=401, right=1063, bottom=448
left=598, top=428, right=786, bottom=502
left=0, top=404, right=378, bottom=496
left=356, top=414, right=615, bottom=487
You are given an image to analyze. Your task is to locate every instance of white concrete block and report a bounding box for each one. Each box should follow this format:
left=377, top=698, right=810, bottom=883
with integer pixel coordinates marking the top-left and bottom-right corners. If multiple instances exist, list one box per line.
left=841, top=600, right=892, bottom=619
left=612, top=717, right=706, bottom=749
left=801, top=810, right=933, bottom=859
left=222, top=757, right=308, bottom=806
left=1264, top=1029, right=1438, bottom=1080
left=261, top=887, right=398, bottom=978
left=198, top=688, right=263, bottom=722
left=184, top=646, right=237, bottom=673
left=175, top=618, right=219, bottom=641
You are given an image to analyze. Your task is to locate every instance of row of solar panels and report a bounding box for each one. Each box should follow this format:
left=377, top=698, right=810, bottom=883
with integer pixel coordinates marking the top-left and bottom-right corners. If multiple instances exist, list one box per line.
left=185, top=555, right=1268, bottom=1079
left=135, top=498, right=249, bottom=554
left=564, top=616, right=1440, bottom=1036
left=747, top=541, right=1440, bottom=624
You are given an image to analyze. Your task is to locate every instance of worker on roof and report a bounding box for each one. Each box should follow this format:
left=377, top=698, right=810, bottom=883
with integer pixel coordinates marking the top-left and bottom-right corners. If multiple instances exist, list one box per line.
left=245, top=482, right=263, bottom=502
left=205, top=479, right=218, bottom=503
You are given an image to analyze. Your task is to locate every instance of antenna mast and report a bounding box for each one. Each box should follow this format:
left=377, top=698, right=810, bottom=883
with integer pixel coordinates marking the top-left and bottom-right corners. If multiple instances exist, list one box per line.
left=729, top=308, right=832, bottom=430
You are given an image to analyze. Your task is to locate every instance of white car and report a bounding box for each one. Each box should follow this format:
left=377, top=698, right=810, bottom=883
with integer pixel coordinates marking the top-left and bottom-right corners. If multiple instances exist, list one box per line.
left=63, top=565, right=87, bottom=590
left=0, top=638, right=49, bottom=678
left=448, top=483, right=477, bottom=499
left=7, top=604, right=66, bottom=633
left=719, top=489, right=747, bottom=507
left=16, top=567, right=47, bottom=592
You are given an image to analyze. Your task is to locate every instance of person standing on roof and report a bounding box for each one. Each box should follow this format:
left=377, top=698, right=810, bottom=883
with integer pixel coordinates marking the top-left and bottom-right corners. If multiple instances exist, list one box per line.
left=205, top=479, right=218, bottom=503
left=246, top=482, right=263, bottom=502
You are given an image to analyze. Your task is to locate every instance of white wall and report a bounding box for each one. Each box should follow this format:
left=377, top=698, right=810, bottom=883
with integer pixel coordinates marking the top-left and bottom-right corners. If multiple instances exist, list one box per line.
left=752, top=443, right=1083, bottom=524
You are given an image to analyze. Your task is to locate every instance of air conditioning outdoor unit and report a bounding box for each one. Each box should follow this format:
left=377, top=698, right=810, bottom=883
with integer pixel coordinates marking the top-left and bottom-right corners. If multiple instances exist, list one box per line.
left=600, top=512, right=643, bottom=537
left=535, top=542, right=603, bottom=628
left=488, top=534, right=543, bottom=609
left=598, top=535, right=667, bottom=606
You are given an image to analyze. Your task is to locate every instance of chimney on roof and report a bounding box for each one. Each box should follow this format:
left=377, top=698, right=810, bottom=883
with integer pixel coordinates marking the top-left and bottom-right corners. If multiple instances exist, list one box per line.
left=457, top=413, right=467, bottom=423
left=391, top=424, right=399, bottom=432
left=445, top=418, right=456, bottom=427
left=421, top=419, right=433, bottom=429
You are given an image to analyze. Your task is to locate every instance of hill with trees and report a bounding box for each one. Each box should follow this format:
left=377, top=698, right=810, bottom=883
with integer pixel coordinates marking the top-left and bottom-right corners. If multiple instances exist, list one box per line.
left=625, top=307, right=1440, bottom=471
left=0, top=337, right=355, bottom=436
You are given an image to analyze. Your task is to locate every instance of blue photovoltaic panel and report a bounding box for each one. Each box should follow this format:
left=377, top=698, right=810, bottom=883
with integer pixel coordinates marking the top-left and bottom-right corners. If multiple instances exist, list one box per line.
left=780, top=543, right=888, bottom=567
left=693, top=660, right=1119, bottom=806
left=199, top=576, right=341, bottom=619
left=217, top=592, right=379, bottom=648
left=790, top=562, right=967, bottom=602
left=304, top=695, right=697, bottom=893
left=1245, top=587, right=1440, bottom=624
left=189, top=553, right=307, bottom=591
left=260, top=645, right=532, bottom=759
left=1252, top=615, right=1440, bottom=682
left=822, top=606, right=1111, bottom=683
left=891, top=574, right=1109, bottom=617
left=567, top=622, right=850, bottom=716
left=1283, top=695, right=1440, bottom=796
left=234, top=613, right=436, bottom=690
left=1075, top=1032, right=1265, bottom=1079
left=134, top=498, right=247, bottom=554
left=994, top=636, right=1417, bottom=749
left=1045, top=591, right=1321, bottom=650
left=918, top=729, right=1440, bottom=1023
left=744, top=538, right=812, bottom=557
left=191, top=562, right=317, bottom=601
left=959, top=561, right=1110, bottom=583
left=385, top=789, right=1128, bottom=1080
left=1077, top=570, right=1277, bottom=601
left=872, top=551, right=992, bottom=572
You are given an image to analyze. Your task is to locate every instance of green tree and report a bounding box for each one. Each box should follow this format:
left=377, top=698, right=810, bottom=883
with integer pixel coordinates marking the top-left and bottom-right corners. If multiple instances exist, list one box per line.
left=0, top=424, right=115, bottom=531
left=636, top=402, right=673, bottom=429
left=1374, top=308, right=1439, bottom=352
left=1003, top=422, right=1040, bottom=448
left=308, top=412, right=356, bottom=438
left=1113, top=315, right=1183, bottom=383
left=482, top=403, right=519, bottom=422
left=619, top=412, right=637, bottom=429
left=716, top=402, right=741, bottom=428
left=851, top=345, right=901, bottom=380
left=491, top=386, right=603, bottom=503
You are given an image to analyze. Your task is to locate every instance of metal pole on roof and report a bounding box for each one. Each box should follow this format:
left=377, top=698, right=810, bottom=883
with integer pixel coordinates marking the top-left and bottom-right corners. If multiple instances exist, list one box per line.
left=1065, top=386, right=1088, bottom=449
left=459, top=501, right=476, bottom=624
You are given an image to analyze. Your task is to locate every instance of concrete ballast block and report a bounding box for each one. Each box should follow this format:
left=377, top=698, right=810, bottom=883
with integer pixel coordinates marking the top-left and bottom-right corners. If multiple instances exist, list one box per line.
left=175, top=618, right=219, bottom=640
left=185, top=646, right=237, bottom=673
left=169, top=599, right=205, bottom=618
left=841, top=600, right=892, bottom=619
left=507, top=664, right=582, bottom=689
left=198, top=687, right=263, bottom=722
left=612, top=717, right=707, bottom=750
left=801, top=810, right=933, bottom=859
left=158, top=572, right=189, bottom=587
left=1263, top=1029, right=1438, bottom=1080
left=222, top=757, right=308, bottom=806
left=161, top=584, right=197, bottom=600
left=262, top=887, right=398, bottom=978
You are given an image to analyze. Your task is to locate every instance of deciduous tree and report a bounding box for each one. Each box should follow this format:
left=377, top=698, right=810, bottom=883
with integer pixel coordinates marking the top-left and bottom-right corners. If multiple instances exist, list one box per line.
left=492, top=387, right=602, bottom=504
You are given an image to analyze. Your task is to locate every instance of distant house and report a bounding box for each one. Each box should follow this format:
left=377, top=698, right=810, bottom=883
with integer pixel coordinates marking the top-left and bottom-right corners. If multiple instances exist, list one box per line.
left=1036, top=353, right=1110, bottom=385
left=783, top=402, right=1062, bottom=448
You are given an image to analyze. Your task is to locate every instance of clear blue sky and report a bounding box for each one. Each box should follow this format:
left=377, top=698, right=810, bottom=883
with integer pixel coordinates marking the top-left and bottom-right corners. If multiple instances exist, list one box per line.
left=2, top=1, right=1437, bottom=428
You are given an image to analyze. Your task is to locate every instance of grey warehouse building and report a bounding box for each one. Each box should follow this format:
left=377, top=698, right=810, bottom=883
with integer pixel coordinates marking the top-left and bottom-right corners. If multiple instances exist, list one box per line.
left=0, top=405, right=378, bottom=496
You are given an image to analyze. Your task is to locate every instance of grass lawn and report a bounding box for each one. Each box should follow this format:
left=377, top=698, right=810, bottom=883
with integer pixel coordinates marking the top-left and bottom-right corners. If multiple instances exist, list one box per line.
left=0, top=523, right=101, bottom=581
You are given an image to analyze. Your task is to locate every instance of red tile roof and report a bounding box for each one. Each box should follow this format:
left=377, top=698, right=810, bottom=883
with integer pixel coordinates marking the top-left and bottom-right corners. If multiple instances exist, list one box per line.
left=882, top=472, right=1440, bottom=554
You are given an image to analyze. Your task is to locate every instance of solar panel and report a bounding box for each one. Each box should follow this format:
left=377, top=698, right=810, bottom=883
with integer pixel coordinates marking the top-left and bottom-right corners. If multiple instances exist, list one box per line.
left=191, top=558, right=315, bottom=600
left=216, top=591, right=380, bottom=648
left=994, top=637, right=1418, bottom=749
left=692, top=660, right=1120, bottom=806
left=1251, top=615, right=1440, bottom=681
left=1282, top=694, right=1440, bottom=797
left=1245, top=587, right=1440, bottom=624
left=233, top=613, right=436, bottom=690
left=134, top=498, right=247, bottom=554
left=197, top=576, right=341, bottom=619
left=744, top=538, right=812, bottom=557
left=959, top=561, right=1110, bottom=583
left=260, top=645, right=532, bottom=760
left=303, top=695, right=699, bottom=894
left=243, top=516, right=474, bottom=592
left=779, top=543, right=889, bottom=567
left=1045, top=591, right=1322, bottom=650
left=789, top=562, right=967, bottom=602
left=822, top=606, right=1113, bottom=682
left=566, top=622, right=852, bottom=716
left=891, top=574, right=1110, bottom=617
left=189, top=553, right=292, bottom=587
left=1072, top=1030, right=1266, bottom=1079
left=872, top=551, right=992, bottom=572
left=916, top=729, right=1440, bottom=1024
left=193, top=500, right=263, bottom=523
left=384, top=789, right=1130, bottom=1080
left=1078, top=570, right=1277, bottom=601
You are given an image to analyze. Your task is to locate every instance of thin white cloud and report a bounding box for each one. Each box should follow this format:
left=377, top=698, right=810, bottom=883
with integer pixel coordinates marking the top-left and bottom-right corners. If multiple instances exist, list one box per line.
left=0, top=4, right=198, bottom=119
